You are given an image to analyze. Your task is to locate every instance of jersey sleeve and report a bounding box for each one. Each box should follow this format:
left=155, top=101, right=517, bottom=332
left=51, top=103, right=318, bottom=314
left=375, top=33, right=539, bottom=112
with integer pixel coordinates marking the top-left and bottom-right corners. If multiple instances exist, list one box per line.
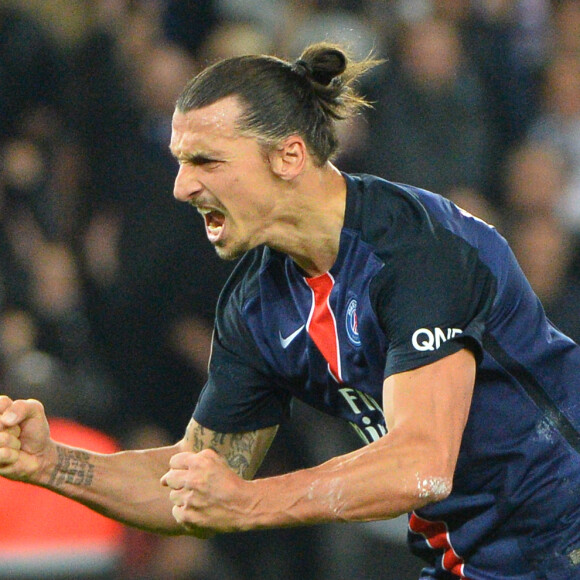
left=372, top=224, right=495, bottom=379
left=193, top=255, right=292, bottom=433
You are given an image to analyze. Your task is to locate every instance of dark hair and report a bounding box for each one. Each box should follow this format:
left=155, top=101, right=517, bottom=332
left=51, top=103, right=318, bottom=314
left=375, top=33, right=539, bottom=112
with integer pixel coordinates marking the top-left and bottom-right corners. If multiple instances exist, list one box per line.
left=175, top=43, right=382, bottom=165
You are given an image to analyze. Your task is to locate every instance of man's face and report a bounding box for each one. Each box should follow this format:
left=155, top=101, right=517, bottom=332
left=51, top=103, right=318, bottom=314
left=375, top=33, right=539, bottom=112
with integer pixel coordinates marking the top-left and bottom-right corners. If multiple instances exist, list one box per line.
left=170, top=97, right=280, bottom=260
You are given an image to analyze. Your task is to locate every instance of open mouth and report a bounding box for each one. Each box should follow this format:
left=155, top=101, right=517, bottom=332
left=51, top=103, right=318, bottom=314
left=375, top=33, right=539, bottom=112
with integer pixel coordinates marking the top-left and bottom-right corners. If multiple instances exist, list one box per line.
left=199, top=208, right=226, bottom=243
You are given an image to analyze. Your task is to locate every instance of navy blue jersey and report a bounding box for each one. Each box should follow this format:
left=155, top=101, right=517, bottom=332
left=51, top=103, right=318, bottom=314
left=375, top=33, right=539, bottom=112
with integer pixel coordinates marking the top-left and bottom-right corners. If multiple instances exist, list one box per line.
left=194, top=173, right=580, bottom=579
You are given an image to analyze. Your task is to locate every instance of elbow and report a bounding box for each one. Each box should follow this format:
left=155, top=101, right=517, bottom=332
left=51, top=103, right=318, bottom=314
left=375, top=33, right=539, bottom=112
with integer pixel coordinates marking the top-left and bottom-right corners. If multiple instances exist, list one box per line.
left=408, top=445, right=456, bottom=507
left=413, top=471, right=453, bottom=505
left=396, top=434, right=457, bottom=507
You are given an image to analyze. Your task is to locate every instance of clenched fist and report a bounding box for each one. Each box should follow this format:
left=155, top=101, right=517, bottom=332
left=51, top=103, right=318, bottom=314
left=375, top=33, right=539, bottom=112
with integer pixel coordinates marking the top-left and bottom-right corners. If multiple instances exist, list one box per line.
left=0, top=395, right=54, bottom=484
left=161, top=448, right=255, bottom=535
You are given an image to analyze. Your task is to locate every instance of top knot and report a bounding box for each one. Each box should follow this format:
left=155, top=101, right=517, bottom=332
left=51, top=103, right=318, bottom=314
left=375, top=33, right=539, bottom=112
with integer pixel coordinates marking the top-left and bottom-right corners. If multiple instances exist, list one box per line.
left=293, top=45, right=348, bottom=86
left=175, top=41, right=382, bottom=166
left=292, top=59, right=313, bottom=79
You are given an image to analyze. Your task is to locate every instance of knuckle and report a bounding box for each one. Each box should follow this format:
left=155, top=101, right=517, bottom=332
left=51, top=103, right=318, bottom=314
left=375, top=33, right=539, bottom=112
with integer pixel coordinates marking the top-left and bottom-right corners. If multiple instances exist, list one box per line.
left=199, top=448, right=217, bottom=458
left=27, top=398, right=45, bottom=412
left=0, top=432, right=12, bottom=447
left=8, top=424, right=21, bottom=438
left=10, top=400, right=26, bottom=415
left=197, top=449, right=218, bottom=466
left=0, top=447, right=16, bottom=462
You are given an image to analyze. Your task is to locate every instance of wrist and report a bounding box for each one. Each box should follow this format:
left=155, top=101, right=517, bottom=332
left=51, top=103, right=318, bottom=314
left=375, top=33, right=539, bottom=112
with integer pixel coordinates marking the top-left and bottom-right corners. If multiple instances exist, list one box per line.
left=243, top=473, right=313, bottom=530
left=37, top=441, right=76, bottom=489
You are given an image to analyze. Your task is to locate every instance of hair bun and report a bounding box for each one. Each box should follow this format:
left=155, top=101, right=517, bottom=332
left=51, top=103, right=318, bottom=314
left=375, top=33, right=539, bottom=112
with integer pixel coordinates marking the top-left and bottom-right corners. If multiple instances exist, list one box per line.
left=297, top=46, right=347, bottom=86
left=293, top=59, right=313, bottom=79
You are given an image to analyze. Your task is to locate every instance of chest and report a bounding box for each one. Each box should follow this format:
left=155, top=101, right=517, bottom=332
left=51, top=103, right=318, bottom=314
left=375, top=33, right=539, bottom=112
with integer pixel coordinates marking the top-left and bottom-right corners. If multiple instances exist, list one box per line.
left=244, top=244, right=388, bottom=440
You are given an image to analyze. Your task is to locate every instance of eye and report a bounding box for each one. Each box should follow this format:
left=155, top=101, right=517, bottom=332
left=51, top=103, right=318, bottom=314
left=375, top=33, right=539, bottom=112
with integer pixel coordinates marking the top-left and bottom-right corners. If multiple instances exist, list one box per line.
left=199, top=158, right=220, bottom=166
left=188, top=156, right=223, bottom=169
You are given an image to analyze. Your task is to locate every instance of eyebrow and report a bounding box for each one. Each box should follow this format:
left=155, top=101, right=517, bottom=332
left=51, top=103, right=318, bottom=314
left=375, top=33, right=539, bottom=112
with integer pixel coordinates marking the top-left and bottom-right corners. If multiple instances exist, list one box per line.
left=170, top=149, right=222, bottom=164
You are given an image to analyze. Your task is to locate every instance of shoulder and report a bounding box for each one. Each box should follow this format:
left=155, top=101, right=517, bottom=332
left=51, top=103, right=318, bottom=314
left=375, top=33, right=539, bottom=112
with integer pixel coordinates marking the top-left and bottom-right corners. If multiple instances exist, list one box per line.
left=344, top=172, right=471, bottom=251
left=345, top=173, right=501, bottom=315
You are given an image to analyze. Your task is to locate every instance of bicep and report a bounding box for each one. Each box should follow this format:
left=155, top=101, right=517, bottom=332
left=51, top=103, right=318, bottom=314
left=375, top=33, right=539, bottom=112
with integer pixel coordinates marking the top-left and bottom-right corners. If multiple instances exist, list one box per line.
left=382, top=348, right=476, bottom=476
left=178, top=418, right=278, bottom=480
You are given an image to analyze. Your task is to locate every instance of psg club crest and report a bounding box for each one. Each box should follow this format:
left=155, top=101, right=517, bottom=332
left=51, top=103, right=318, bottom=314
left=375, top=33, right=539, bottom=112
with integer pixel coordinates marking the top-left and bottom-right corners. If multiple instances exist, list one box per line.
left=345, top=298, right=361, bottom=346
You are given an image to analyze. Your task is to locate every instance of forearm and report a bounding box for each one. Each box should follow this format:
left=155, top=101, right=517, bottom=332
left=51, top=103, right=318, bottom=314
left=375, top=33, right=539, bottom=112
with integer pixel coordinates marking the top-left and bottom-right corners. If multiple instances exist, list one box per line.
left=243, top=432, right=452, bottom=531
left=39, top=441, right=184, bottom=535
left=244, top=349, right=471, bottom=530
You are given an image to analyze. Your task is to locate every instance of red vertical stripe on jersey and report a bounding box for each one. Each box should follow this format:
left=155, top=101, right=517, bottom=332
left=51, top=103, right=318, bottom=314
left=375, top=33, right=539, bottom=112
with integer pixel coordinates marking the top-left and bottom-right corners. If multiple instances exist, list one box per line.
left=305, top=273, right=342, bottom=382
left=409, top=512, right=467, bottom=578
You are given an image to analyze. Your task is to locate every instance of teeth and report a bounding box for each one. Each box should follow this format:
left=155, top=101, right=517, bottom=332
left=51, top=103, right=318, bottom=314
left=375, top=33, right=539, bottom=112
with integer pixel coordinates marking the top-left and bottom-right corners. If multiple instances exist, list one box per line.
left=198, top=207, right=224, bottom=216
left=201, top=208, right=225, bottom=235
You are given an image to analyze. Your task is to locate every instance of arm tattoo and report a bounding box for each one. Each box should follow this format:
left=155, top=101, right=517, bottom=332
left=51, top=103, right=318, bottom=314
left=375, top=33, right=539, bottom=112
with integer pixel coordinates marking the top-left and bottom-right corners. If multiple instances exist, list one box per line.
left=48, top=446, right=95, bottom=488
left=187, top=422, right=206, bottom=452
left=211, top=431, right=258, bottom=479
left=186, top=421, right=260, bottom=479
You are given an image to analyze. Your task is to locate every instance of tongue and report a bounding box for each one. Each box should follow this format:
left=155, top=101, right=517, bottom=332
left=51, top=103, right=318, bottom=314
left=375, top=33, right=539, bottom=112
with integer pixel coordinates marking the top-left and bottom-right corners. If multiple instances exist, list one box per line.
left=208, top=211, right=225, bottom=227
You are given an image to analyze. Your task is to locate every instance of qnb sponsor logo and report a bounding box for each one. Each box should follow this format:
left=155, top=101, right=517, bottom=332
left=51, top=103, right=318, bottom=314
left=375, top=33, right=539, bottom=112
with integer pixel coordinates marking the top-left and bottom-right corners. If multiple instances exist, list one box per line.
left=411, top=327, right=463, bottom=352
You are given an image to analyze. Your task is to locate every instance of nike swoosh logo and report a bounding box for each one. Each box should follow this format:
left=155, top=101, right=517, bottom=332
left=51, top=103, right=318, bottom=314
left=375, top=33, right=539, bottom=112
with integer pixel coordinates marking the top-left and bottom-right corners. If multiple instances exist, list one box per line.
left=279, top=325, right=305, bottom=349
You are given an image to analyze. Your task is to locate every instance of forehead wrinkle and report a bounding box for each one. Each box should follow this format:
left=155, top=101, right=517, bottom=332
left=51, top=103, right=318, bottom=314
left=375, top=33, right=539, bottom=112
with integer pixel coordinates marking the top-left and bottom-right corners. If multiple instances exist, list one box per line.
left=170, top=129, right=228, bottom=162
left=171, top=114, right=241, bottom=160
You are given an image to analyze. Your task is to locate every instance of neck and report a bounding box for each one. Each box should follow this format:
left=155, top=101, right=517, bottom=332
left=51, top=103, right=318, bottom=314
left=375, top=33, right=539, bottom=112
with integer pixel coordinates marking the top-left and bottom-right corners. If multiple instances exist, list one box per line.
left=267, top=163, right=347, bottom=277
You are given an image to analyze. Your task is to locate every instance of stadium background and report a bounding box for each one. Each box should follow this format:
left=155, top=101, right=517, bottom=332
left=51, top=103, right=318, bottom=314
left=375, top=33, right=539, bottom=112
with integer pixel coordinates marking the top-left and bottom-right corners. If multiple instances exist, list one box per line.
left=0, top=0, right=579, bottom=578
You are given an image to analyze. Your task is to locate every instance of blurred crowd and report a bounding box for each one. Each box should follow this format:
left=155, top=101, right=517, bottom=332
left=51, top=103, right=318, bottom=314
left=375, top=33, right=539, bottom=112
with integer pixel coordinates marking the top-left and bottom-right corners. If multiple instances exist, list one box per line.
left=1, top=0, right=580, bottom=579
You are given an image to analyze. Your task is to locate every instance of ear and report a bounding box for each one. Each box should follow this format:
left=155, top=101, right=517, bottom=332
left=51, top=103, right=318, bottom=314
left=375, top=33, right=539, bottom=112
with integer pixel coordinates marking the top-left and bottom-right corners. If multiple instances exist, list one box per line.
left=268, top=135, right=307, bottom=180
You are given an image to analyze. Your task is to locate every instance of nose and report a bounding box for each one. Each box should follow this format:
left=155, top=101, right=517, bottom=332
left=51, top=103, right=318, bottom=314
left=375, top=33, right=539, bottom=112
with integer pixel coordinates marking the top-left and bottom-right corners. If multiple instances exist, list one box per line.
left=173, top=164, right=203, bottom=203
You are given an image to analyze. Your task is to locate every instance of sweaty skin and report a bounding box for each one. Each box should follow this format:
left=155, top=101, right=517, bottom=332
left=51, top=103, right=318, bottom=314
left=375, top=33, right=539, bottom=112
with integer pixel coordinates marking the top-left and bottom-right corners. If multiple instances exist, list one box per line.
left=170, top=97, right=346, bottom=275
left=160, top=349, right=475, bottom=533
left=0, top=96, right=476, bottom=537
left=0, top=396, right=276, bottom=536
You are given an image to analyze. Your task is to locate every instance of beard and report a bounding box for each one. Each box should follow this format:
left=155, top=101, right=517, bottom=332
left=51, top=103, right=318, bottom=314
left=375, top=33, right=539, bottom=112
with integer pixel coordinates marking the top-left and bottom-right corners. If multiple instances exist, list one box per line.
left=213, top=239, right=249, bottom=262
